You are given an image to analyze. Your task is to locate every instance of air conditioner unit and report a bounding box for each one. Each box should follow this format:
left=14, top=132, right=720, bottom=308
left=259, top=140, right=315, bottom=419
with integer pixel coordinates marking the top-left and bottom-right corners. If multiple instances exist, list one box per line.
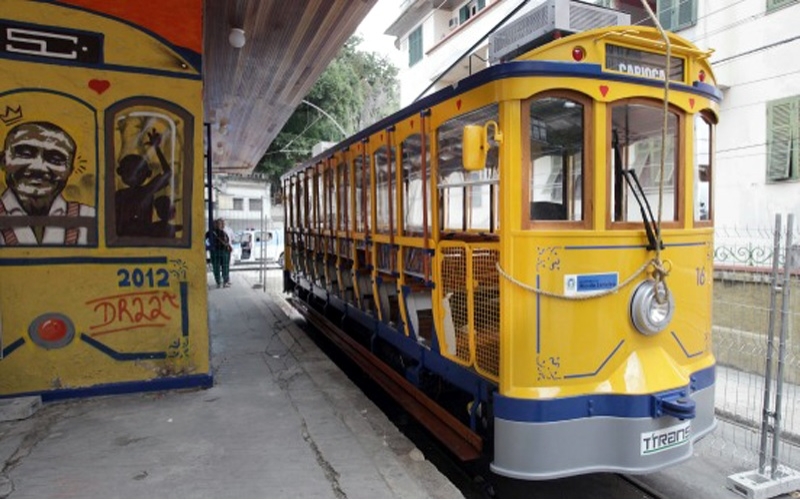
left=448, top=16, right=458, bottom=29
left=488, top=0, right=630, bottom=64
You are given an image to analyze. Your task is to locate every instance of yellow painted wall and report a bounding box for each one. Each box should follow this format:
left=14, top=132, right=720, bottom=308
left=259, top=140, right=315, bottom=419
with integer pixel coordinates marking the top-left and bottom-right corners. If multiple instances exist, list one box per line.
left=0, top=0, right=210, bottom=397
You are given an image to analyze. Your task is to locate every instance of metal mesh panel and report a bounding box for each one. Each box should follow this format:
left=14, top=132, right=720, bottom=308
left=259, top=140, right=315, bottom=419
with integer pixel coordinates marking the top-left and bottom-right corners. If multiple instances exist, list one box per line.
left=473, top=248, right=500, bottom=380
left=441, top=246, right=470, bottom=364
left=707, top=222, right=800, bottom=474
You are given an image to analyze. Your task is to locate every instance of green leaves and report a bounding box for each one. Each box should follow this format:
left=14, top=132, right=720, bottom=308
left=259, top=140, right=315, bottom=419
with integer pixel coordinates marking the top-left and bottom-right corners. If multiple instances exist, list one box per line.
left=257, top=35, right=399, bottom=201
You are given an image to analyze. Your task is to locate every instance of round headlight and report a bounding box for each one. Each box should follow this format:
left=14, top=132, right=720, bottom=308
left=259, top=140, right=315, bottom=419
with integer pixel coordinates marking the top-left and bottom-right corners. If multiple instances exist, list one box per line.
left=629, top=279, right=675, bottom=335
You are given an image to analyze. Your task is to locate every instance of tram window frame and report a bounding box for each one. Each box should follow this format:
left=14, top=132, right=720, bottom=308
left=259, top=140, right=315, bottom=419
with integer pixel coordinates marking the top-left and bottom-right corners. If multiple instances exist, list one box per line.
left=374, top=145, right=396, bottom=234
left=401, top=133, right=431, bottom=236
left=437, top=103, right=499, bottom=235
left=608, top=98, right=684, bottom=229
left=296, top=173, right=305, bottom=230
left=325, top=159, right=336, bottom=231
left=522, top=90, right=593, bottom=230
left=336, top=159, right=349, bottom=233
left=286, top=178, right=294, bottom=229
left=694, top=111, right=716, bottom=225
left=313, top=163, right=323, bottom=231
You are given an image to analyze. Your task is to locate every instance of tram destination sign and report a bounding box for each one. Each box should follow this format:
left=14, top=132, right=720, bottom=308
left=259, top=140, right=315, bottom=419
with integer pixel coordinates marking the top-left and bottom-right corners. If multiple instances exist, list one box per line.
left=606, top=44, right=684, bottom=82
left=0, top=21, right=103, bottom=64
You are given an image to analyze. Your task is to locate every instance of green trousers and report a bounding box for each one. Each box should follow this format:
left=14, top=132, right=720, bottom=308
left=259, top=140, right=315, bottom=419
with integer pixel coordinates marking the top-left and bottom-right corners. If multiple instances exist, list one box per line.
left=210, top=249, right=231, bottom=285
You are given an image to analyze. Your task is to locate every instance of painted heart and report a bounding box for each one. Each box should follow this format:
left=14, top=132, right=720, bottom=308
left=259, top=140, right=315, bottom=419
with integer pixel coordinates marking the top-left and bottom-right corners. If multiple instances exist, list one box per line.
left=89, top=79, right=110, bottom=94
left=456, top=99, right=462, bottom=110
left=689, top=98, right=695, bottom=109
left=599, top=85, right=609, bottom=97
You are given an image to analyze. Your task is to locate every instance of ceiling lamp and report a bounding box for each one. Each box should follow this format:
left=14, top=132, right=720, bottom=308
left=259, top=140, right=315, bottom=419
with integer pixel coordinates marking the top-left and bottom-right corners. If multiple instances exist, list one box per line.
left=228, top=28, right=245, bottom=49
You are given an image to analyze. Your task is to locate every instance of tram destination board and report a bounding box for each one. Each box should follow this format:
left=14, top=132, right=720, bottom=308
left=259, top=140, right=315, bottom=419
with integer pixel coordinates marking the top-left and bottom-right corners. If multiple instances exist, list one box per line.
left=606, top=43, right=684, bottom=82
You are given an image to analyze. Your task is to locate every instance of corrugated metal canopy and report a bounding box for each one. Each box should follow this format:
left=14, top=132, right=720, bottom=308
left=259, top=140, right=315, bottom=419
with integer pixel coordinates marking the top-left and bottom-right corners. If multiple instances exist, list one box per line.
left=204, top=0, right=377, bottom=173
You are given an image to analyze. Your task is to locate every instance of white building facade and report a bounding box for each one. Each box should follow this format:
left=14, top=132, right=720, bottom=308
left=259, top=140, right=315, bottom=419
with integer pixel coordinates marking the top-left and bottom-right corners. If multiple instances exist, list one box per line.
left=385, top=0, right=800, bottom=230
left=209, top=173, right=273, bottom=234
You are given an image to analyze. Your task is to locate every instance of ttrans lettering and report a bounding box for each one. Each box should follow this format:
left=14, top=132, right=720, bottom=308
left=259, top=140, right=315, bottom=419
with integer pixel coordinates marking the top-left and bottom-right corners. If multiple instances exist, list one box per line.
left=640, top=422, right=691, bottom=455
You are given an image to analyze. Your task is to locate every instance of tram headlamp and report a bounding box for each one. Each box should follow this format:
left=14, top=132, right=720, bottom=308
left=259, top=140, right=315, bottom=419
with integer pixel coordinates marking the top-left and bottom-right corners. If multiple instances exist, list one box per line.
left=629, top=279, right=675, bottom=336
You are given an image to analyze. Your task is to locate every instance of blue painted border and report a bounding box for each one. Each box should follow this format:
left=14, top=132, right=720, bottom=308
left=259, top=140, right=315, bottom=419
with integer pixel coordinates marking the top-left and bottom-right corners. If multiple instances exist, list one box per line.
left=0, top=256, right=168, bottom=266
left=564, top=241, right=706, bottom=250
left=563, top=339, right=625, bottom=379
left=80, top=334, right=167, bottom=360
left=671, top=331, right=703, bottom=358
left=0, top=373, right=213, bottom=402
left=494, top=364, right=715, bottom=423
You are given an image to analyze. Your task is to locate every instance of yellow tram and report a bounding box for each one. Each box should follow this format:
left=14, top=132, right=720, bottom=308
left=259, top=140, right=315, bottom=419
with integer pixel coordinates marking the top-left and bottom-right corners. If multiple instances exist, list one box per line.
left=282, top=1, right=719, bottom=479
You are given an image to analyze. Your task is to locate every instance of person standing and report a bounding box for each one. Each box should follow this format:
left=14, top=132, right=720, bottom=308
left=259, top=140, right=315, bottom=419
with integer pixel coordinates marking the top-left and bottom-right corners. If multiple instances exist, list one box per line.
left=205, top=218, right=231, bottom=288
left=221, top=218, right=235, bottom=273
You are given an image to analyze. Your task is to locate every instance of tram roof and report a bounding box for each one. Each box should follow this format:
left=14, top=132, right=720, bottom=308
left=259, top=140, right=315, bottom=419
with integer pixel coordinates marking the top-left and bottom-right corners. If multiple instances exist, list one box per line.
left=203, top=0, right=377, bottom=174
left=281, top=26, right=722, bottom=180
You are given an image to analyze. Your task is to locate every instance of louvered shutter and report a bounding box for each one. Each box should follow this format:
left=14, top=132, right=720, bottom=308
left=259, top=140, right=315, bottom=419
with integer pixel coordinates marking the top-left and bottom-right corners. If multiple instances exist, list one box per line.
left=768, top=0, right=794, bottom=11
left=657, top=0, right=676, bottom=30
left=766, top=99, right=796, bottom=181
left=677, top=0, right=697, bottom=29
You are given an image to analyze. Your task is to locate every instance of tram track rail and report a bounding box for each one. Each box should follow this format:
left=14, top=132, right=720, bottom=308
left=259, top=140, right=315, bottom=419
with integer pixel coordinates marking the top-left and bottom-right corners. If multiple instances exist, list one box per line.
left=287, top=293, right=662, bottom=499
left=287, top=296, right=483, bottom=462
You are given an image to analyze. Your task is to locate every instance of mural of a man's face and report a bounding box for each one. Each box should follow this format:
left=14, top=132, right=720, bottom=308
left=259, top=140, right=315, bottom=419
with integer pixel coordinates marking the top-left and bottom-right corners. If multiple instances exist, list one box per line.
left=2, top=122, right=76, bottom=214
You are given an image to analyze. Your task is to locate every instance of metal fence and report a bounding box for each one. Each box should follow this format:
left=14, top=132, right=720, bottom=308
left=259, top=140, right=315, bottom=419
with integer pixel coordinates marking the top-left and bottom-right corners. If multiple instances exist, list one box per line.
left=711, top=215, right=800, bottom=495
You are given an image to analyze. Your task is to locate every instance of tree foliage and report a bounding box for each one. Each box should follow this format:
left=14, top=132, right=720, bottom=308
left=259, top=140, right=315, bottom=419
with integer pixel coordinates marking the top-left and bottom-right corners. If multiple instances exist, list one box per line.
left=257, top=36, right=399, bottom=199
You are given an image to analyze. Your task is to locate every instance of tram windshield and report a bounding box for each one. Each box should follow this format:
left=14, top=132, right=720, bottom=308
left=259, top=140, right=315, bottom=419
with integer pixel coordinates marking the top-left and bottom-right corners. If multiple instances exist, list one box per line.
left=611, top=103, right=679, bottom=224
left=524, top=94, right=586, bottom=224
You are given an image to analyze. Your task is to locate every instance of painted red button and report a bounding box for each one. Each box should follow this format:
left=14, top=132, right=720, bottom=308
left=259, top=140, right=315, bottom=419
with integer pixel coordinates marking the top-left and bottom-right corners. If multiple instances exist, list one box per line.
left=38, top=318, right=68, bottom=342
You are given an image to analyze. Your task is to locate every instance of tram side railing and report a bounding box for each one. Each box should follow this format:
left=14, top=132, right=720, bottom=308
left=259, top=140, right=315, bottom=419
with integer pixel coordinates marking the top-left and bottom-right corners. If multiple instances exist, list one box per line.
left=436, top=241, right=501, bottom=381
left=710, top=216, right=800, bottom=490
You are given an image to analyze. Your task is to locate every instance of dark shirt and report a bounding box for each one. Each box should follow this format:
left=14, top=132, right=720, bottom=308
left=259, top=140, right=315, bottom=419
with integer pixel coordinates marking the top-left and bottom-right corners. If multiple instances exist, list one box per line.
left=205, top=228, right=230, bottom=251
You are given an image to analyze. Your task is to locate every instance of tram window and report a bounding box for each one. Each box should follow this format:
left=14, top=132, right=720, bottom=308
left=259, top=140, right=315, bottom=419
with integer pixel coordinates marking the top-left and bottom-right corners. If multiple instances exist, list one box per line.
left=106, top=100, right=193, bottom=246
left=326, top=164, right=337, bottom=230
left=401, top=134, right=431, bottom=235
left=313, top=166, right=323, bottom=230
left=438, top=104, right=499, bottom=233
left=694, top=113, right=713, bottom=222
left=524, top=95, right=586, bottom=224
left=353, top=153, right=371, bottom=233
left=296, top=172, right=308, bottom=228
left=337, top=161, right=349, bottom=232
left=375, top=146, right=396, bottom=234
left=285, top=179, right=293, bottom=228
left=611, top=103, right=679, bottom=223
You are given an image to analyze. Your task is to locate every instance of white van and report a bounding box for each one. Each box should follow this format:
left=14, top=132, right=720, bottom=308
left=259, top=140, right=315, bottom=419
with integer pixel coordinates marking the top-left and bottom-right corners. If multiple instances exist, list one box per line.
left=231, top=228, right=284, bottom=266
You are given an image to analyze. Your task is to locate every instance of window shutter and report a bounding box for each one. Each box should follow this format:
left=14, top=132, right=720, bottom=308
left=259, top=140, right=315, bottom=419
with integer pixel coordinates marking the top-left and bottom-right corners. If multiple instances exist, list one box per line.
left=459, top=6, right=469, bottom=23
left=677, top=0, right=697, bottom=29
left=768, top=0, right=794, bottom=12
left=478, top=0, right=486, bottom=10
left=766, top=99, right=796, bottom=181
left=657, top=0, right=676, bottom=31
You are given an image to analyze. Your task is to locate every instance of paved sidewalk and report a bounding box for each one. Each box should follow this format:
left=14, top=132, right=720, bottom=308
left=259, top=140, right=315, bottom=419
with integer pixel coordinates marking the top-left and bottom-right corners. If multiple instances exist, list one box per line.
left=0, top=271, right=461, bottom=498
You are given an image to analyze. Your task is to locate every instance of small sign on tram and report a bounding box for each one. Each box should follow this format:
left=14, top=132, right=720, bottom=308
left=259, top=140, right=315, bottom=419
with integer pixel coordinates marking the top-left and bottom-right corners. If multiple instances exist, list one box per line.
left=606, top=44, right=685, bottom=82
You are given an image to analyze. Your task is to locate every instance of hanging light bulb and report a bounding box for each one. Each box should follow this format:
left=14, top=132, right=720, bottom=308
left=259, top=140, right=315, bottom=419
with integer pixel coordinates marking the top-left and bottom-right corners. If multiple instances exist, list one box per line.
left=228, top=28, right=245, bottom=49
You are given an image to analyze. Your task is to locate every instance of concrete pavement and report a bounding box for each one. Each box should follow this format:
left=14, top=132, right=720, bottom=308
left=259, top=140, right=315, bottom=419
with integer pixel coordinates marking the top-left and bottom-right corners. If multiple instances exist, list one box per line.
left=0, top=271, right=461, bottom=498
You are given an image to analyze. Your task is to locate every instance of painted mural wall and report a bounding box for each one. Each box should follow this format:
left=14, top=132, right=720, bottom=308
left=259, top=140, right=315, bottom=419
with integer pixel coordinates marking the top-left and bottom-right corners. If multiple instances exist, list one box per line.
left=0, top=0, right=210, bottom=398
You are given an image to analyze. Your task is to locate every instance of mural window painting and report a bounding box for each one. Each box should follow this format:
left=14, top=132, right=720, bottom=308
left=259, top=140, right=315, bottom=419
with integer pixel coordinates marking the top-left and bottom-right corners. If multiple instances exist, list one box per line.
left=105, top=98, right=193, bottom=247
left=0, top=93, right=98, bottom=247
